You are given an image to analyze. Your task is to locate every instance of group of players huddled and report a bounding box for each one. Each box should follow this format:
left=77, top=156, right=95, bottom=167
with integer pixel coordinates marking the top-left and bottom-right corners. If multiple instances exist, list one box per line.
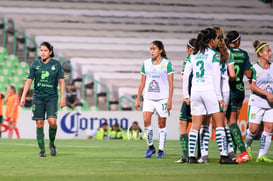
left=135, top=26, right=272, bottom=164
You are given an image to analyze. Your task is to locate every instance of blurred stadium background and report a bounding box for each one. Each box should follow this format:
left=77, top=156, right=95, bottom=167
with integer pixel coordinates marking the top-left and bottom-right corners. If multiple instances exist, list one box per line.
left=0, top=0, right=273, bottom=112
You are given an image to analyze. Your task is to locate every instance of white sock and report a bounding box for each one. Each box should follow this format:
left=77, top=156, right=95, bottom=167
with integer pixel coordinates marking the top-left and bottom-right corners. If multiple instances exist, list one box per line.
left=200, top=125, right=210, bottom=157
left=258, top=131, right=273, bottom=158
left=216, top=127, right=228, bottom=156
left=158, top=127, right=167, bottom=151
left=225, top=125, right=234, bottom=153
left=246, top=129, right=256, bottom=148
left=188, top=129, right=198, bottom=157
left=144, top=125, right=153, bottom=146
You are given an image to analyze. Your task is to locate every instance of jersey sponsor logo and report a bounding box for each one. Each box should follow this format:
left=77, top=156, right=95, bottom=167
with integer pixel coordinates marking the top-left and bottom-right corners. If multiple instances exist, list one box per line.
left=257, top=72, right=263, bottom=77
left=60, top=112, right=128, bottom=136
left=216, top=54, right=220, bottom=60
left=250, top=113, right=256, bottom=120
left=148, top=80, right=160, bottom=92
left=41, top=71, right=50, bottom=79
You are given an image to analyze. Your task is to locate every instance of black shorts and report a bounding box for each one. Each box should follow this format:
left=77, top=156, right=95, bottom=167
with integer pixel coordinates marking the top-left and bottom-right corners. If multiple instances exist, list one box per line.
left=179, top=101, right=192, bottom=122
left=32, top=96, right=58, bottom=120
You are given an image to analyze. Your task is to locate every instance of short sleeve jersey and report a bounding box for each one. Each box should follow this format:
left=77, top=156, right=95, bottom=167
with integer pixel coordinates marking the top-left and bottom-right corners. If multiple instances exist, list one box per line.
left=182, top=56, right=193, bottom=95
left=5, top=94, right=19, bottom=120
left=228, top=47, right=251, bottom=92
left=141, top=58, right=174, bottom=100
left=248, top=62, right=273, bottom=108
left=28, top=58, right=65, bottom=99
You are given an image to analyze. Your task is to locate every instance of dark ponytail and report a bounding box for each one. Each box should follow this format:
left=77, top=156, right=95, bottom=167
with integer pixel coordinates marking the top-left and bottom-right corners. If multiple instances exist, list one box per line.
left=225, top=31, right=240, bottom=47
left=40, top=41, right=55, bottom=57
left=151, top=40, right=167, bottom=59
left=193, top=28, right=217, bottom=55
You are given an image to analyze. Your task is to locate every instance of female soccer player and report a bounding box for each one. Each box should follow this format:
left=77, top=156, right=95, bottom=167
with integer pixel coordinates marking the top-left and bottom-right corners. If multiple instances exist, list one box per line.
left=246, top=40, right=273, bottom=162
left=135, top=40, right=174, bottom=159
left=5, top=85, right=20, bottom=139
left=20, top=42, right=65, bottom=157
left=225, top=31, right=252, bottom=163
left=176, top=38, right=196, bottom=163
left=183, top=28, right=236, bottom=164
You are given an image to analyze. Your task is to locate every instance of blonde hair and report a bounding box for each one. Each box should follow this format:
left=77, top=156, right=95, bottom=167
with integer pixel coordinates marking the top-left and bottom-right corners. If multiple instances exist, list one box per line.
left=213, top=26, right=229, bottom=64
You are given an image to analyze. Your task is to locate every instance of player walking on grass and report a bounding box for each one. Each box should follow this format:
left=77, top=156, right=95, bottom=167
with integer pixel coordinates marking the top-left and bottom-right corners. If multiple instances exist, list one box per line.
left=246, top=40, right=273, bottom=163
left=5, top=85, right=20, bottom=139
left=20, top=42, right=65, bottom=157
left=183, top=28, right=236, bottom=164
left=135, top=40, right=174, bottom=159
left=175, top=38, right=197, bottom=163
left=225, top=31, right=252, bottom=163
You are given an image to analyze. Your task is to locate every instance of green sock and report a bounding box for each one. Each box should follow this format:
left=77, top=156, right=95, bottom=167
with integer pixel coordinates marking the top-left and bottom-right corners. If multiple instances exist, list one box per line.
left=229, top=123, right=246, bottom=153
left=180, top=134, right=188, bottom=158
left=36, top=127, right=45, bottom=152
left=49, top=126, right=57, bottom=146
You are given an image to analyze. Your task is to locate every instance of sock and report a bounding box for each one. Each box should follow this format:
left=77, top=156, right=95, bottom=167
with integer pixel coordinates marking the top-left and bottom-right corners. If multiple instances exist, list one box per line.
left=188, top=129, right=198, bottom=157
left=258, top=131, right=273, bottom=158
left=246, top=129, right=256, bottom=148
left=14, top=128, right=20, bottom=139
left=145, top=125, right=153, bottom=147
left=216, top=127, right=228, bottom=156
left=225, top=125, right=234, bottom=153
left=229, top=123, right=246, bottom=153
left=8, top=128, right=13, bottom=138
left=180, top=134, right=188, bottom=158
left=37, top=127, right=45, bottom=152
left=199, top=125, right=210, bottom=157
left=49, top=126, right=57, bottom=146
left=158, top=127, right=167, bottom=151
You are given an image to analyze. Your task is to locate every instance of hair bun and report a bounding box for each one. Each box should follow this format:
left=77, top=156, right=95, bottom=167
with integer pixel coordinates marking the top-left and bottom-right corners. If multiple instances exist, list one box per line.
left=253, top=40, right=260, bottom=49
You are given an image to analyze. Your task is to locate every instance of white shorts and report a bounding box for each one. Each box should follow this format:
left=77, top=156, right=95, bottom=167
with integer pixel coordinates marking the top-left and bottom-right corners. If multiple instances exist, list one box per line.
left=190, top=90, right=221, bottom=115
left=143, top=98, right=169, bottom=118
left=222, top=91, right=230, bottom=112
left=248, top=105, right=273, bottom=124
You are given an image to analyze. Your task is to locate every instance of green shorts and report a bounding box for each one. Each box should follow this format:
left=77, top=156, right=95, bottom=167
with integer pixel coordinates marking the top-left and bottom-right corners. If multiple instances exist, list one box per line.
left=179, top=101, right=192, bottom=122
left=32, top=96, right=58, bottom=120
left=227, top=90, right=245, bottom=113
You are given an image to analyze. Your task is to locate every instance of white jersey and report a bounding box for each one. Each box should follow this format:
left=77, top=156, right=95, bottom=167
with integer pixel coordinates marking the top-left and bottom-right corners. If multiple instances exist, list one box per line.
left=249, top=62, right=273, bottom=109
left=183, top=48, right=222, bottom=101
left=141, top=58, right=174, bottom=100
left=221, top=50, right=234, bottom=93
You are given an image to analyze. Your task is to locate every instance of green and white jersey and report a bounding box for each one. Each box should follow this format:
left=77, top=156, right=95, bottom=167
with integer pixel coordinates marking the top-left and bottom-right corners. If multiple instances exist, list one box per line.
left=183, top=48, right=222, bottom=100
left=28, top=58, right=65, bottom=99
left=221, top=50, right=234, bottom=93
left=249, top=62, right=273, bottom=109
left=141, top=58, right=174, bottom=100
left=181, top=56, right=190, bottom=75
left=228, top=47, right=251, bottom=93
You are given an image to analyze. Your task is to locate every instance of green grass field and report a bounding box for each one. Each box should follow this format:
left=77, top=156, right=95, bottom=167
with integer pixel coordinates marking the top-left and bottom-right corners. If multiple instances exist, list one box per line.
left=0, top=139, right=272, bottom=181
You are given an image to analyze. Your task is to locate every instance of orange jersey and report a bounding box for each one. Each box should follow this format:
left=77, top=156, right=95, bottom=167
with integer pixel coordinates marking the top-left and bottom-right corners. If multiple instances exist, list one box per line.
left=0, top=93, right=3, bottom=115
left=5, top=94, right=19, bottom=120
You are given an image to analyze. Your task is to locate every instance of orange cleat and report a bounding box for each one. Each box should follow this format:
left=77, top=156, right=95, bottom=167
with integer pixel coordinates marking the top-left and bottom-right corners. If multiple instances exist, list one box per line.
left=236, top=151, right=250, bottom=163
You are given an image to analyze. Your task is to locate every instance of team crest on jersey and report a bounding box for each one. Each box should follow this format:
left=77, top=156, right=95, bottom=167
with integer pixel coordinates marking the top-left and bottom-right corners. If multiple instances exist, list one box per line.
left=148, top=80, right=160, bottom=92
left=161, top=64, right=167, bottom=70
left=257, top=73, right=262, bottom=77
left=51, top=65, right=56, bottom=71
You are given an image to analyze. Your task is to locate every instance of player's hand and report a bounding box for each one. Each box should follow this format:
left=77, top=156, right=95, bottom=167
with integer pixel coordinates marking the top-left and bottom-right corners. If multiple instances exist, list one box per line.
left=219, top=100, right=225, bottom=111
left=184, top=98, right=190, bottom=105
left=167, top=99, right=172, bottom=111
left=59, top=97, right=66, bottom=108
left=266, top=92, right=273, bottom=103
left=20, top=98, right=25, bottom=108
left=135, top=100, right=140, bottom=110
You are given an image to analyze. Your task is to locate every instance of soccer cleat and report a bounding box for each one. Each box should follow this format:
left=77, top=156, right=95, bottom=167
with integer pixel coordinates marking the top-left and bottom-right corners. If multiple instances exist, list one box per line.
left=39, top=151, right=46, bottom=157
left=175, top=156, right=188, bottom=163
left=236, top=151, right=250, bottom=163
left=49, top=144, right=57, bottom=156
left=188, top=157, right=198, bottom=164
left=246, top=147, right=252, bottom=160
left=228, top=151, right=237, bottom=162
left=219, top=156, right=238, bottom=164
left=144, top=148, right=156, bottom=158
left=256, top=154, right=273, bottom=163
left=156, top=151, right=164, bottom=159
left=197, top=155, right=209, bottom=164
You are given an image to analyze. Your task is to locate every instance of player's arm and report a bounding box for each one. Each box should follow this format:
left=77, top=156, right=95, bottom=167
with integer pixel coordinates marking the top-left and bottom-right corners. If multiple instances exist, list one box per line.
left=135, top=74, right=146, bottom=110
left=20, top=78, right=33, bottom=107
left=59, top=78, right=66, bottom=108
left=182, top=60, right=192, bottom=105
left=9, top=96, right=19, bottom=118
left=167, top=61, right=174, bottom=111
left=244, top=54, right=252, bottom=79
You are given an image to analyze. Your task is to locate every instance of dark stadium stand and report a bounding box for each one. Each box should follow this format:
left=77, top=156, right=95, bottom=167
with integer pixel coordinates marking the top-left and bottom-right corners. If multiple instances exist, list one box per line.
left=0, top=0, right=273, bottom=110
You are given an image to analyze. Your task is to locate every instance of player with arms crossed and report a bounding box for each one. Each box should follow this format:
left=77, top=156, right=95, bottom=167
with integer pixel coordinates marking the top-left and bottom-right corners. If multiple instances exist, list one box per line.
left=225, top=31, right=252, bottom=163
left=135, top=40, right=174, bottom=159
left=183, top=28, right=236, bottom=164
left=246, top=40, right=273, bottom=162
left=20, top=42, right=66, bottom=157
